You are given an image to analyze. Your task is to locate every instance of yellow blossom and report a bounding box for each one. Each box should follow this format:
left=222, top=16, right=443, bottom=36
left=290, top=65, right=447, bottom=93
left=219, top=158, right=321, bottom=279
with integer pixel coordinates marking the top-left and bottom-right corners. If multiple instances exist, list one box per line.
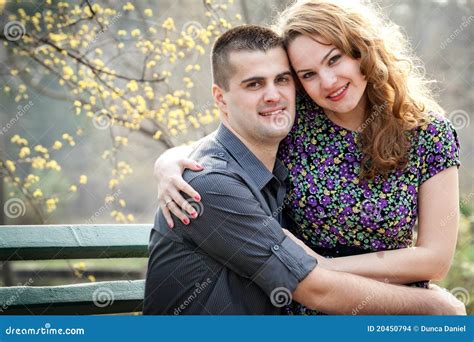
left=46, top=197, right=59, bottom=213
left=69, top=185, right=77, bottom=192
left=118, top=30, right=127, bottom=36
left=46, top=160, right=61, bottom=171
left=79, top=175, right=88, bottom=184
left=127, top=80, right=138, bottom=92
left=33, top=189, right=43, bottom=198
left=162, top=17, right=175, bottom=31
left=5, top=160, right=16, bottom=172
left=108, top=179, right=118, bottom=189
left=122, top=2, right=135, bottom=11
left=63, top=66, right=74, bottom=79
left=131, top=29, right=141, bottom=37
left=18, top=147, right=30, bottom=158
left=144, top=9, right=153, bottom=17
left=52, top=141, right=63, bottom=150
left=32, top=157, right=46, bottom=169
left=49, top=32, right=68, bottom=42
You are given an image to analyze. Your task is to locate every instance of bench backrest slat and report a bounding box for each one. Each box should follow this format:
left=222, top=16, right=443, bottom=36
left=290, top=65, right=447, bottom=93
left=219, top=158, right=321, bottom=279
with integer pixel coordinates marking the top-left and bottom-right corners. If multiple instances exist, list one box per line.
left=0, top=224, right=152, bottom=260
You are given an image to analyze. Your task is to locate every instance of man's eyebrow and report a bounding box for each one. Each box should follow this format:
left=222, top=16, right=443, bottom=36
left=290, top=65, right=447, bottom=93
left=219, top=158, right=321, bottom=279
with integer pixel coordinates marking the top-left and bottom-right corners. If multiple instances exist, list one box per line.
left=240, top=76, right=264, bottom=84
left=240, top=71, right=292, bottom=84
left=296, top=47, right=337, bottom=74
left=276, top=71, right=293, bottom=78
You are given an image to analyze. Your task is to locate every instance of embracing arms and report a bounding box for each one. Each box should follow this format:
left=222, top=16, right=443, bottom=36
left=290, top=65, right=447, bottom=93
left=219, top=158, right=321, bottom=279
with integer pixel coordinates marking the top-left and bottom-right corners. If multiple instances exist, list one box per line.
left=153, top=149, right=459, bottom=286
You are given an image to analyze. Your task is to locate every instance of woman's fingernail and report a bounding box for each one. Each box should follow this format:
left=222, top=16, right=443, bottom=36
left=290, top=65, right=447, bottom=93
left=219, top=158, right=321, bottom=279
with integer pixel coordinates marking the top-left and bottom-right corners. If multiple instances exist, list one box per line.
left=183, top=218, right=190, bottom=225
left=191, top=211, right=198, bottom=218
left=196, top=163, right=203, bottom=169
left=194, top=195, right=201, bottom=201
left=168, top=222, right=174, bottom=229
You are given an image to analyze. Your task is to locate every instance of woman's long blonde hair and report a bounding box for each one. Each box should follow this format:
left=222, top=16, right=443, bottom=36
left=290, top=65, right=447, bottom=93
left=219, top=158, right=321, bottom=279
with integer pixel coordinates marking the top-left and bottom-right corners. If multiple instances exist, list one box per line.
left=275, top=0, right=443, bottom=179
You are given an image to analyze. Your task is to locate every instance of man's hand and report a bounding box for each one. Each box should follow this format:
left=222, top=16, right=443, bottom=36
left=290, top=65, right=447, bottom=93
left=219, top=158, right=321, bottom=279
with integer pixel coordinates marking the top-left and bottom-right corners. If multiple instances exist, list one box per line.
left=282, top=228, right=331, bottom=269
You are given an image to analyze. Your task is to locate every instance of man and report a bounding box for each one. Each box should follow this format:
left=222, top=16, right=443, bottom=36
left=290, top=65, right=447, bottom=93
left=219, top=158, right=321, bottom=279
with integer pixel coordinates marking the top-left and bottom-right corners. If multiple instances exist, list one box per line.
left=143, top=25, right=464, bottom=315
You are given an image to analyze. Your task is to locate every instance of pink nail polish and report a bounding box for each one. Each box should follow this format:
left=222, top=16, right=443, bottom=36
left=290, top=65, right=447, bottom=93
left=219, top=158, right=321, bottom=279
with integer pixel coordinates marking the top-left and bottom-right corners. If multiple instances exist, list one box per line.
left=194, top=195, right=201, bottom=201
left=191, top=212, right=198, bottom=218
left=183, top=218, right=189, bottom=225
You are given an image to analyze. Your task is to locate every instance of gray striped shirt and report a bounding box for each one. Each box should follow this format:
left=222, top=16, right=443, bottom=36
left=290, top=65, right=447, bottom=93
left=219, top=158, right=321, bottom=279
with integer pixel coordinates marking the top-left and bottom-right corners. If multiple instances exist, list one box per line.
left=144, top=124, right=317, bottom=315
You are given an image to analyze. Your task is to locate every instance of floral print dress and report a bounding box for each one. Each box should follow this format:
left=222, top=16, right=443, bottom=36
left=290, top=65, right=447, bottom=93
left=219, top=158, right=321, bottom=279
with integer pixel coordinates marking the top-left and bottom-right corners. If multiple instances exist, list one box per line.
left=278, top=94, right=461, bottom=315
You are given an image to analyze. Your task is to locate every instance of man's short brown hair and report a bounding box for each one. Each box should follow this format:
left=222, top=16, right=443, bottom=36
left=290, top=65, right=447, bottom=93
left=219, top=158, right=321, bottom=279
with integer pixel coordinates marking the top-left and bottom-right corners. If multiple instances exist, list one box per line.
left=211, top=25, right=284, bottom=91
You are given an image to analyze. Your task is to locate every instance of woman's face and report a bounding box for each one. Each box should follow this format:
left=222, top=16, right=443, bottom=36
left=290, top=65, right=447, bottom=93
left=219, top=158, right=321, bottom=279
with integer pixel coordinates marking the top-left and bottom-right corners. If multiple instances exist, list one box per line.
left=288, top=34, right=368, bottom=117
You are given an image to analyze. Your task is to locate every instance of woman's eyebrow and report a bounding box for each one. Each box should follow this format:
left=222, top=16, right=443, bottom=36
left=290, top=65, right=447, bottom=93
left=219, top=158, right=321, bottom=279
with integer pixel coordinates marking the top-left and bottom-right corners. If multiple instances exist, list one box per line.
left=296, top=47, right=337, bottom=74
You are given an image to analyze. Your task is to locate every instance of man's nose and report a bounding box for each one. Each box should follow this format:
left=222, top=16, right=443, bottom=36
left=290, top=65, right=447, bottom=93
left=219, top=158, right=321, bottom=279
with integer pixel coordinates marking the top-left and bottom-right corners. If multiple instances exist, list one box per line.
left=263, top=84, right=282, bottom=102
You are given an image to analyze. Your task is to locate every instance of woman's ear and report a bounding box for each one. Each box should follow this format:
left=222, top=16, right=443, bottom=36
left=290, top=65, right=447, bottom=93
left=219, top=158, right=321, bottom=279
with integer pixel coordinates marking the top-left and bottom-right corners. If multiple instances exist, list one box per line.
left=212, top=84, right=227, bottom=115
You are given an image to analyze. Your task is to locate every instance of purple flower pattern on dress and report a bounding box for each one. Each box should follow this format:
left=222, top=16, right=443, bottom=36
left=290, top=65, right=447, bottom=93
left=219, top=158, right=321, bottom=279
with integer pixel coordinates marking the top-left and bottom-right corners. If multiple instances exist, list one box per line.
left=278, top=94, right=461, bottom=315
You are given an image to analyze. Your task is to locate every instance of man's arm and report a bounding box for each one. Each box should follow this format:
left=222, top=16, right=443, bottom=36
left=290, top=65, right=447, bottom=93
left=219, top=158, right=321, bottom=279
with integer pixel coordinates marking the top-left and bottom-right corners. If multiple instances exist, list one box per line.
left=293, top=266, right=466, bottom=315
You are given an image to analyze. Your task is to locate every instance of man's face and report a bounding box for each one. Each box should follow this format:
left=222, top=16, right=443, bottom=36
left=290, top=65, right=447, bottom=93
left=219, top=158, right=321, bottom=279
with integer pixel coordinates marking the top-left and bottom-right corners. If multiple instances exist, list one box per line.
left=213, top=47, right=296, bottom=147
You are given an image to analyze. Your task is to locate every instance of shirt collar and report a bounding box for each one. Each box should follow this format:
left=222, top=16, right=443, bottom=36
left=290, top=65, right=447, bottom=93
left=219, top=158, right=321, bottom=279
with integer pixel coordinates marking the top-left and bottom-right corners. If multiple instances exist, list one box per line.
left=215, top=124, right=288, bottom=190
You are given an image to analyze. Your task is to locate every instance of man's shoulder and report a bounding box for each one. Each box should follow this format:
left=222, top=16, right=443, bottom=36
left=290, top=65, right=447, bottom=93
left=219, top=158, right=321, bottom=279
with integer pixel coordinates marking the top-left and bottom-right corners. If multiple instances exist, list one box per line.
left=183, top=133, right=234, bottom=181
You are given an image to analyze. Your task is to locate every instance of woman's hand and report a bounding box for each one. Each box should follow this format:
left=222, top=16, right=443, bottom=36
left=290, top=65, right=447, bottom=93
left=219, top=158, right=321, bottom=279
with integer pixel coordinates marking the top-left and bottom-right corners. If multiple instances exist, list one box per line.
left=429, top=284, right=466, bottom=315
left=154, top=148, right=203, bottom=228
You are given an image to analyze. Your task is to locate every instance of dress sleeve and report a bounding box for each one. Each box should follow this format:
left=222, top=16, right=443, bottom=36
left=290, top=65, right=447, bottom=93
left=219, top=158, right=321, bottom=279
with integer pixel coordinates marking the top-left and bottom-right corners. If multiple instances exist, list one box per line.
left=418, top=114, right=461, bottom=184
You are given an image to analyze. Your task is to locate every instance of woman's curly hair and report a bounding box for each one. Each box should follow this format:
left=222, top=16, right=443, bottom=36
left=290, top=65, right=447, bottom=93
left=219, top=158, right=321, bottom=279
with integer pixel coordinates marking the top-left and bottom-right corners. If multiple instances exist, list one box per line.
left=275, top=0, right=444, bottom=179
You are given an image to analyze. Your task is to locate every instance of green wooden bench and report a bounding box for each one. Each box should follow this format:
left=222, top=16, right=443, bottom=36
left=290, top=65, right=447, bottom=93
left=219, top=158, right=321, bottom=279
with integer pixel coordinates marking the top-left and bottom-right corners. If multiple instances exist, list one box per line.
left=0, top=224, right=152, bottom=315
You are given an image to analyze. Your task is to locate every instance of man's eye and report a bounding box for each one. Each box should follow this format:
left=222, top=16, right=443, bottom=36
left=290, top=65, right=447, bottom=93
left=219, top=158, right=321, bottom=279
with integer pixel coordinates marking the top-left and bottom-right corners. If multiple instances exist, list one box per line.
left=247, top=82, right=261, bottom=89
left=328, top=54, right=342, bottom=65
left=277, top=76, right=290, bottom=84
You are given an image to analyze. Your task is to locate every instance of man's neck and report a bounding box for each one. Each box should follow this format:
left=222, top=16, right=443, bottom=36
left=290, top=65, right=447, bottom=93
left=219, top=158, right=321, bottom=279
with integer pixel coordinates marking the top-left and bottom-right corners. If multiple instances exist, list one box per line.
left=222, top=123, right=279, bottom=172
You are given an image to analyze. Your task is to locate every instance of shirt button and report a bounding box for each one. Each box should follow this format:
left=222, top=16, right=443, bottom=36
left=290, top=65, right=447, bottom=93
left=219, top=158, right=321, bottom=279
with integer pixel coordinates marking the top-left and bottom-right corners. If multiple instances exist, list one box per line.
left=272, top=245, right=280, bottom=251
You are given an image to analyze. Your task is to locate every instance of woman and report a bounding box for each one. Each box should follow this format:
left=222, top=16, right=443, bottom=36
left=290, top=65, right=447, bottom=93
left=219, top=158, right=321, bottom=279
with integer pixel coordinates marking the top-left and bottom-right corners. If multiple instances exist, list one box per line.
left=153, top=0, right=460, bottom=314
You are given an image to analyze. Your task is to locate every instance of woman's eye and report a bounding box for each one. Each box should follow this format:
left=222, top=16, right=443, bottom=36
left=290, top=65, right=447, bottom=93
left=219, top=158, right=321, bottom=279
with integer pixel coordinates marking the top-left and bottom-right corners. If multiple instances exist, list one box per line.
left=328, top=54, right=342, bottom=65
left=302, top=72, right=316, bottom=79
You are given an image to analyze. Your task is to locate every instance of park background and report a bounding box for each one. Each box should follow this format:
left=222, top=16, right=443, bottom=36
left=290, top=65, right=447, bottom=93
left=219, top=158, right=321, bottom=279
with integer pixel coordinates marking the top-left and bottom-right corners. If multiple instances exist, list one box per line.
left=0, top=0, right=472, bottom=314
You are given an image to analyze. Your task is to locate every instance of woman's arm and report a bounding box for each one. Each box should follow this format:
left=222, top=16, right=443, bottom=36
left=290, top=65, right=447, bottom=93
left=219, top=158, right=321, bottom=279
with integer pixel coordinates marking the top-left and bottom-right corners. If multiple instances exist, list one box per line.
left=154, top=140, right=207, bottom=227
left=324, top=166, right=459, bottom=284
